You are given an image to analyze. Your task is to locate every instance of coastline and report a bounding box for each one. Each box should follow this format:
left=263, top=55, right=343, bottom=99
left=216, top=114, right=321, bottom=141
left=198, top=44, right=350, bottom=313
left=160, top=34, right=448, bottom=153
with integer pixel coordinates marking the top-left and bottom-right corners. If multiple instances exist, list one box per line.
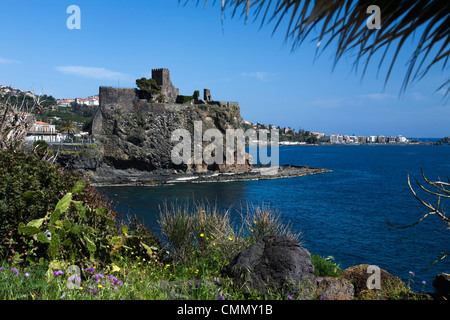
left=85, top=164, right=331, bottom=187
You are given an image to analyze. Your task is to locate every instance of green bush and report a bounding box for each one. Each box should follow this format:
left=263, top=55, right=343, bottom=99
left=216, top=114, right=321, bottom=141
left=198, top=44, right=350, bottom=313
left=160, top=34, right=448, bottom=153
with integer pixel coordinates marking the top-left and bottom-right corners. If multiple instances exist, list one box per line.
left=0, top=148, right=78, bottom=242
left=176, top=95, right=194, bottom=104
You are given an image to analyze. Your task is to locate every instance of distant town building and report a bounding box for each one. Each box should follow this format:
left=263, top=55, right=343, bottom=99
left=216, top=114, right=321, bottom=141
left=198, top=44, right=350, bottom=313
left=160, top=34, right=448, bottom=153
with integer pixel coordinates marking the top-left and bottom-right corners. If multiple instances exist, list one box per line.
left=25, top=121, right=61, bottom=143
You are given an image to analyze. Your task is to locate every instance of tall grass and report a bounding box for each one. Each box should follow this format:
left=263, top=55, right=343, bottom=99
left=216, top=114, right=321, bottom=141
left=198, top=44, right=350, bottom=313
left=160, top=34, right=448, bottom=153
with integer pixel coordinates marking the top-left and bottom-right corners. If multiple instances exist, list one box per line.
left=158, top=201, right=302, bottom=265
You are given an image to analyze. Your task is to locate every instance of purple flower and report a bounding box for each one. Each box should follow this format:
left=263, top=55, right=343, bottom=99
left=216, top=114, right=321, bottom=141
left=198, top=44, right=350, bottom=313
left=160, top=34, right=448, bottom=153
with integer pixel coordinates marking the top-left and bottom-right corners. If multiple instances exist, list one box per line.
left=59, top=294, right=66, bottom=299
left=94, top=273, right=104, bottom=282
left=409, top=271, right=415, bottom=276
left=25, top=273, right=30, bottom=278
left=85, top=267, right=94, bottom=273
left=53, top=270, right=64, bottom=277
left=320, top=296, right=327, bottom=300
left=114, top=286, right=118, bottom=291
left=422, top=281, right=426, bottom=285
left=217, top=293, right=225, bottom=300
left=287, top=295, right=292, bottom=300
left=11, top=268, right=19, bottom=276
left=0, top=267, right=4, bottom=272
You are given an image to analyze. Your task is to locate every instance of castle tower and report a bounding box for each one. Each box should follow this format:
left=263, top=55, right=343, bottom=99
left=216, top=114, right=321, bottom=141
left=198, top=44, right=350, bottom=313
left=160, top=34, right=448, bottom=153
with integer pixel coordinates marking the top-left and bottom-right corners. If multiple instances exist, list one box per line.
left=151, top=68, right=179, bottom=103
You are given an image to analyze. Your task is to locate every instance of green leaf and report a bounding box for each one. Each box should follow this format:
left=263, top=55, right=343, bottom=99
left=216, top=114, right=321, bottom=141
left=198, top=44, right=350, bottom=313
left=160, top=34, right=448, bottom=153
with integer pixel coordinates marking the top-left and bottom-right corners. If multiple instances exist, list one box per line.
left=49, top=209, right=62, bottom=226
left=106, top=218, right=116, bottom=227
left=141, top=242, right=154, bottom=256
left=84, top=235, right=96, bottom=253
left=96, top=208, right=108, bottom=216
left=22, top=190, right=35, bottom=200
left=27, top=218, right=45, bottom=229
left=71, top=181, right=86, bottom=194
left=19, top=226, right=40, bottom=235
left=111, top=236, right=123, bottom=245
left=37, top=233, right=50, bottom=244
left=55, top=193, right=72, bottom=214
left=72, top=201, right=84, bottom=212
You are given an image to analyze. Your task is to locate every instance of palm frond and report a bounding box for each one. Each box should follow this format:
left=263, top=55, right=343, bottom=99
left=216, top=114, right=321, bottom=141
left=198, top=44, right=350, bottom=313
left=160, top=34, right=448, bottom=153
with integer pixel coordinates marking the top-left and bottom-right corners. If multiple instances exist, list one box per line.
left=186, top=0, right=450, bottom=95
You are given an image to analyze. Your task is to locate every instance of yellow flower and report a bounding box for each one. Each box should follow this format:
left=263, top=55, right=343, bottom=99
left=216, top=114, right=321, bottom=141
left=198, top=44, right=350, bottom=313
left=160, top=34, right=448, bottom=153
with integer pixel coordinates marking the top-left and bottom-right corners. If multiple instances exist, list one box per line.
left=98, top=284, right=102, bottom=288
left=229, top=237, right=233, bottom=241
left=200, top=233, right=204, bottom=237
left=212, top=243, right=216, bottom=246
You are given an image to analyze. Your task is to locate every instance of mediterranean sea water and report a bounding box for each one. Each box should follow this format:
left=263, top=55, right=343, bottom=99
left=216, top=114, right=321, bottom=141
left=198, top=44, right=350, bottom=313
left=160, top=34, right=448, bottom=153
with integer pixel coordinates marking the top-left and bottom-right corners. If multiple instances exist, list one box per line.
left=98, top=143, right=450, bottom=291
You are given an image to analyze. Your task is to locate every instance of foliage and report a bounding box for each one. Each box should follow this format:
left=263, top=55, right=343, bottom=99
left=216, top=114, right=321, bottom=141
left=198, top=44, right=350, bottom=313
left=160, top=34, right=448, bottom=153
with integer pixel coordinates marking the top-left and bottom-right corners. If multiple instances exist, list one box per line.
left=192, top=0, right=449, bottom=95
left=60, top=121, right=77, bottom=138
left=176, top=95, right=194, bottom=104
left=311, top=255, right=342, bottom=278
left=0, top=149, right=78, bottom=244
left=193, top=90, right=200, bottom=100
left=136, top=77, right=161, bottom=100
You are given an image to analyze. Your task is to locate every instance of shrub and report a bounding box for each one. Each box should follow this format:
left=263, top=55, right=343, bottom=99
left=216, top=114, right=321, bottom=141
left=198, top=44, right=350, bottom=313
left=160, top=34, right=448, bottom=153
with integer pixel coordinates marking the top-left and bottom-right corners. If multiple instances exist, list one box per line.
left=0, top=148, right=78, bottom=243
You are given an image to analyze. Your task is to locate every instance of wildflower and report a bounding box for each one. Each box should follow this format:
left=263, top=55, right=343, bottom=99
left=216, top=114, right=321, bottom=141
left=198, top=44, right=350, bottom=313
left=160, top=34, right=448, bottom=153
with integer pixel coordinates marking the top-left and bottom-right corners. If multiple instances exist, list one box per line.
left=94, top=273, right=105, bottom=282
left=11, top=268, right=19, bottom=276
left=114, top=286, right=118, bottom=291
left=217, top=293, right=225, bottom=300
left=409, top=271, right=415, bottom=276
left=85, top=267, right=95, bottom=273
left=25, top=273, right=30, bottom=278
left=200, top=233, right=204, bottom=237
left=212, top=243, right=216, bottom=246
left=422, top=281, right=426, bottom=285
left=98, top=284, right=103, bottom=288
left=287, top=295, right=292, bottom=300
left=228, top=237, right=233, bottom=241
left=60, top=294, right=66, bottom=299
left=320, top=296, right=326, bottom=300
left=0, top=267, right=4, bottom=272
left=225, top=293, right=231, bottom=297
left=53, top=270, right=64, bottom=277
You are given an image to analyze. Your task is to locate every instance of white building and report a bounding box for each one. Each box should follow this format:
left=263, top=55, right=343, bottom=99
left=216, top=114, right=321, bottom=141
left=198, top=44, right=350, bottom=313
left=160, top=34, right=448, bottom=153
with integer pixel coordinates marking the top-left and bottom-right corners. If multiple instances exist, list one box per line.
left=330, top=134, right=344, bottom=144
left=26, top=121, right=62, bottom=143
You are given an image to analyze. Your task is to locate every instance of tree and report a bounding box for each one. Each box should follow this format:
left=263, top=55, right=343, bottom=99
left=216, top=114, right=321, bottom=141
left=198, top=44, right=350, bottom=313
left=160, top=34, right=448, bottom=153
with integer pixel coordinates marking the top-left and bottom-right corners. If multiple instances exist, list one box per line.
left=388, top=170, right=449, bottom=269
left=60, top=121, right=77, bottom=141
left=188, top=0, right=449, bottom=95
left=193, top=90, right=200, bottom=100
left=0, top=94, right=43, bottom=150
left=136, top=77, right=161, bottom=100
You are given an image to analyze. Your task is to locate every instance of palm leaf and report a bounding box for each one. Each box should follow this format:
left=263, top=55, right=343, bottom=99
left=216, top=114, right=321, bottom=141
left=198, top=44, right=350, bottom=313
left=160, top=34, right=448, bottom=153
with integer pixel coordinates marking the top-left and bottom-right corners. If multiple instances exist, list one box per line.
left=184, top=0, right=450, bottom=95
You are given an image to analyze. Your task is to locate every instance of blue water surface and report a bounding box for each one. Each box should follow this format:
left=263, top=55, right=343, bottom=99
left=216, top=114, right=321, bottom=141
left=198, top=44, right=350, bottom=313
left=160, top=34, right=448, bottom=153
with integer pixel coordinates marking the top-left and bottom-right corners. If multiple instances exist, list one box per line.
left=98, top=144, right=450, bottom=291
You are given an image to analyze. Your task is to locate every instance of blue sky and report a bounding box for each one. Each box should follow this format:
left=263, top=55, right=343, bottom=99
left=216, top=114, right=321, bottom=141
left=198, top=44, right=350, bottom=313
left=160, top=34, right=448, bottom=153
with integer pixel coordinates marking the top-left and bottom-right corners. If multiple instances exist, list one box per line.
left=0, top=0, right=448, bottom=137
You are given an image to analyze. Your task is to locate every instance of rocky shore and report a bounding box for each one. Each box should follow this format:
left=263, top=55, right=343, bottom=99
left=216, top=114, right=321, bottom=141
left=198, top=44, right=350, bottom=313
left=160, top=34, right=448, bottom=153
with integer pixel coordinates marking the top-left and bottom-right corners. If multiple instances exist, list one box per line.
left=83, top=164, right=331, bottom=187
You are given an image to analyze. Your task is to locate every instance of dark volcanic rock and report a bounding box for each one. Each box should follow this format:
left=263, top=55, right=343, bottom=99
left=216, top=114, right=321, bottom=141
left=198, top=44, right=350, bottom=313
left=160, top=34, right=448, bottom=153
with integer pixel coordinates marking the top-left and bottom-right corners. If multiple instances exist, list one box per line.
left=222, top=235, right=315, bottom=297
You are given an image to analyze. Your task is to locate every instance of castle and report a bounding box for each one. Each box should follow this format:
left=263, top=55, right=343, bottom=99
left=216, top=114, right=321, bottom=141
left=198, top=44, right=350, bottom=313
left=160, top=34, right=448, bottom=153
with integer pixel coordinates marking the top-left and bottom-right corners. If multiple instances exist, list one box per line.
left=151, top=68, right=179, bottom=103
left=92, top=68, right=240, bottom=136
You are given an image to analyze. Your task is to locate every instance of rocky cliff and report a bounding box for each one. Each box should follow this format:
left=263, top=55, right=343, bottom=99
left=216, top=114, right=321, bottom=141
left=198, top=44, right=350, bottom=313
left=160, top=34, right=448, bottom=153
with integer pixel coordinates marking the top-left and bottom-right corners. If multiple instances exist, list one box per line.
left=90, top=86, right=250, bottom=175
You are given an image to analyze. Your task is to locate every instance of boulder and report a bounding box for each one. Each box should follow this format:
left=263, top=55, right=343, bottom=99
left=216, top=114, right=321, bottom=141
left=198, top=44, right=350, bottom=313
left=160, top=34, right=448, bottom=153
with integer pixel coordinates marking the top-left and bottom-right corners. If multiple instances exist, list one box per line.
left=315, top=277, right=354, bottom=300
left=433, top=273, right=450, bottom=300
left=222, top=235, right=315, bottom=298
left=342, top=264, right=406, bottom=299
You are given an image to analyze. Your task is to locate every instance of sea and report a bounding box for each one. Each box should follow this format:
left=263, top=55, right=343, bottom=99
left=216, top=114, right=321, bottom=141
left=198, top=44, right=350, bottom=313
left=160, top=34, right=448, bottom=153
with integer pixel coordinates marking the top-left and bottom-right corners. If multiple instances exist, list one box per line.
left=98, top=140, right=450, bottom=292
